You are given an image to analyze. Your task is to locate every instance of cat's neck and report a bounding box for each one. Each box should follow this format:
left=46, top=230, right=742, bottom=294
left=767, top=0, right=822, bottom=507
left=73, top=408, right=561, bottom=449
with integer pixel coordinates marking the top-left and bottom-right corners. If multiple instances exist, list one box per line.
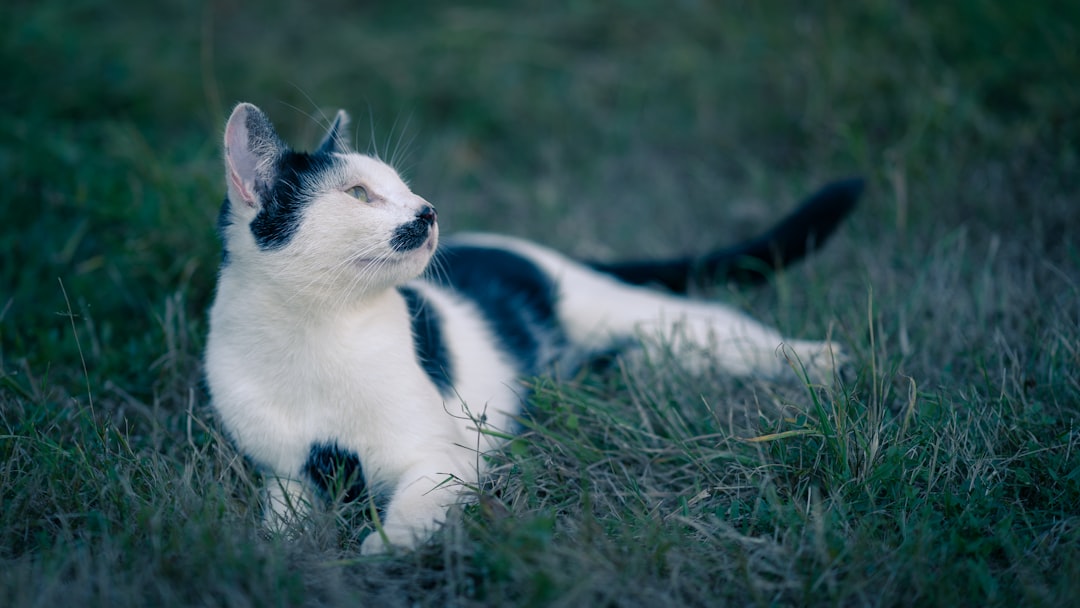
left=217, top=259, right=402, bottom=324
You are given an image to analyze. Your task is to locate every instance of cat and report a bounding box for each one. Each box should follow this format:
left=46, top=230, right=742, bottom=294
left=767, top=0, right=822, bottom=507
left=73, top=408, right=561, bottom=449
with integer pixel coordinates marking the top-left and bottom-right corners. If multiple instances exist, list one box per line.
left=205, top=102, right=861, bottom=555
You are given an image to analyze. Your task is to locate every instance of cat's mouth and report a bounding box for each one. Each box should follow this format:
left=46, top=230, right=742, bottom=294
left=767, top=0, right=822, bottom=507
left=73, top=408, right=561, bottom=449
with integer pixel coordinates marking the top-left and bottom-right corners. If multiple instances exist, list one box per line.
left=389, top=209, right=439, bottom=254
left=404, top=224, right=439, bottom=256
left=422, top=229, right=438, bottom=253
left=352, top=230, right=438, bottom=267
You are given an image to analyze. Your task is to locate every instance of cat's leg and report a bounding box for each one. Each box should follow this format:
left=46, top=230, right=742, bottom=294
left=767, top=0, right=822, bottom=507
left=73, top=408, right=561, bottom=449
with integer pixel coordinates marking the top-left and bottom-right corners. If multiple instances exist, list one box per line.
left=555, top=265, right=845, bottom=382
left=629, top=300, right=846, bottom=382
left=263, top=474, right=314, bottom=536
left=359, top=458, right=471, bottom=555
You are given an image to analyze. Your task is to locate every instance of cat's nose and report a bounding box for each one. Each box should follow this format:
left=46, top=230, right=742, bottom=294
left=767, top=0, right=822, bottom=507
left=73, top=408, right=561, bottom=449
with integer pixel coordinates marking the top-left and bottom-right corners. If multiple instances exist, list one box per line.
left=417, top=205, right=437, bottom=226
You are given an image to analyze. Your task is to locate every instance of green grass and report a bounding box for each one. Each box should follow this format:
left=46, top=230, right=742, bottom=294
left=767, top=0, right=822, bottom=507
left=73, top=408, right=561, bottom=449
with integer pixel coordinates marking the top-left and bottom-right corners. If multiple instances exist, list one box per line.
left=2, top=0, right=1079, bottom=605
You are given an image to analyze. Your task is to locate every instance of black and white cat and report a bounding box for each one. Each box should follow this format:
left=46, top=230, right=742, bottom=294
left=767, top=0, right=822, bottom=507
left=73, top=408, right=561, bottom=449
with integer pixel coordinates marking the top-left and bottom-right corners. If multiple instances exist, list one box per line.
left=205, top=102, right=861, bottom=554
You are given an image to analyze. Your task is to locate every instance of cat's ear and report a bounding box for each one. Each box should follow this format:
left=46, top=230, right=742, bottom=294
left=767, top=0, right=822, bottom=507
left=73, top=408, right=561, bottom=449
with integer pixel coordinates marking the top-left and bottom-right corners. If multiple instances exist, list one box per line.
left=224, top=102, right=286, bottom=208
left=315, top=109, right=351, bottom=155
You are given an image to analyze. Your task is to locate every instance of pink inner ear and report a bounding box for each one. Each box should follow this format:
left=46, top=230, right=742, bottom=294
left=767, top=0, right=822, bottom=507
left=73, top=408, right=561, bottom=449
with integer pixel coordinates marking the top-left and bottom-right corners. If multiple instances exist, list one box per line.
left=224, top=114, right=259, bottom=207
left=227, top=162, right=256, bottom=207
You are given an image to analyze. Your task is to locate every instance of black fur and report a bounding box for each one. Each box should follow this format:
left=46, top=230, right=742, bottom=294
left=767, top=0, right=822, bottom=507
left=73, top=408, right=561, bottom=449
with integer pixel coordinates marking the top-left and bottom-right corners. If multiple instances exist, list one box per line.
left=304, top=441, right=367, bottom=504
left=589, top=178, right=864, bottom=291
left=398, top=286, right=455, bottom=396
left=217, top=197, right=233, bottom=264
left=248, top=151, right=340, bottom=251
left=390, top=206, right=437, bottom=252
left=434, top=243, right=565, bottom=375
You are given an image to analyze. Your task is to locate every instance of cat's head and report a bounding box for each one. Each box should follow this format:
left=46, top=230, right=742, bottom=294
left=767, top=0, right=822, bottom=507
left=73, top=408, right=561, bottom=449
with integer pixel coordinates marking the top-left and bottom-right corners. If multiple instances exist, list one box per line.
left=219, top=102, right=438, bottom=303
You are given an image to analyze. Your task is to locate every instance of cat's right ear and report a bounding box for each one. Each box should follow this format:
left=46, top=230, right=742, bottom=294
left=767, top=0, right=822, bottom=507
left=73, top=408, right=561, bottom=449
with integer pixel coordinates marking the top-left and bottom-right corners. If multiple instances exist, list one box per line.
left=224, top=103, right=286, bottom=209
left=315, top=109, right=351, bottom=155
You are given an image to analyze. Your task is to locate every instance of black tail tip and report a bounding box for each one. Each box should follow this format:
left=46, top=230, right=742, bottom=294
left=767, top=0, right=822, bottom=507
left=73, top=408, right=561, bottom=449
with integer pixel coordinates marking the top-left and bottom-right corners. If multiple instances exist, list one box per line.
left=744, top=175, right=865, bottom=277
left=818, top=176, right=865, bottom=214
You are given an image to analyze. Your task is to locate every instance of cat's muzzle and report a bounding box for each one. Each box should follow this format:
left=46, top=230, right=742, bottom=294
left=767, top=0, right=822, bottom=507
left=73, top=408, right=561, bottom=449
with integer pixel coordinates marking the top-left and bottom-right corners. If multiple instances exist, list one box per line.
left=390, top=206, right=438, bottom=252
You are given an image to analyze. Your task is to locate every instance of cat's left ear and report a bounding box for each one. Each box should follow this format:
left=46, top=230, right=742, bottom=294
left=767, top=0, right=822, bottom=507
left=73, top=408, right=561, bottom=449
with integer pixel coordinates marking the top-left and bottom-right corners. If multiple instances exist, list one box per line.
left=224, top=102, right=286, bottom=209
left=315, top=109, right=351, bottom=155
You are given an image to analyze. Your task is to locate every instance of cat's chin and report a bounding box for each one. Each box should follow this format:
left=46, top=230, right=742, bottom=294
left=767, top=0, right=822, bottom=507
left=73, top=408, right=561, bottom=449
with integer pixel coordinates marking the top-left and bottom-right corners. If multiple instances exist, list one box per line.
left=404, top=230, right=438, bottom=263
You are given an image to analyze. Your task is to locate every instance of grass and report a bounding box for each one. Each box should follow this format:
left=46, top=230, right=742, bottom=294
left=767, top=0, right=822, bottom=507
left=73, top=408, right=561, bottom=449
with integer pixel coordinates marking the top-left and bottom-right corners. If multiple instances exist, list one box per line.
left=2, top=0, right=1079, bottom=605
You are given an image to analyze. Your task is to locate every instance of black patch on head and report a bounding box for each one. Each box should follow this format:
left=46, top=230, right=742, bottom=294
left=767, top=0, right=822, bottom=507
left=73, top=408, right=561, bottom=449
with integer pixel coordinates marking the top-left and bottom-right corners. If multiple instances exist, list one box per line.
left=398, top=286, right=455, bottom=396
left=248, top=151, right=340, bottom=250
left=389, top=206, right=436, bottom=252
left=434, top=243, right=564, bottom=375
left=304, top=442, right=369, bottom=505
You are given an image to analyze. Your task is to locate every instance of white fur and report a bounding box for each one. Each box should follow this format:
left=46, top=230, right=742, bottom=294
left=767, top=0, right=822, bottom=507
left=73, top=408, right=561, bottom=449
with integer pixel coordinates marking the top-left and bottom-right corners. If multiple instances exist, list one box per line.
left=447, top=232, right=840, bottom=378
left=206, top=104, right=843, bottom=555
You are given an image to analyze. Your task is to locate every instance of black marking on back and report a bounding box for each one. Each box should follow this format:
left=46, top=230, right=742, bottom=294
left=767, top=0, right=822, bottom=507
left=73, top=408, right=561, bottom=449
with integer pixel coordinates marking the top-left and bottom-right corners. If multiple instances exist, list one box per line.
left=248, top=151, right=340, bottom=250
left=434, top=243, right=564, bottom=375
left=304, top=442, right=368, bottom=504
left=398, top=286, right=455, bottom=396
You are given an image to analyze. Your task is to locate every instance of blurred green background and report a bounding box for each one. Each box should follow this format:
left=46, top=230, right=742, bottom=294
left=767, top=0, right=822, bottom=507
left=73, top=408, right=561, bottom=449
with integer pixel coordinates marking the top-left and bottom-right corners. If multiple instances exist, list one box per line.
left=2, top=1, right=1079, bottom=604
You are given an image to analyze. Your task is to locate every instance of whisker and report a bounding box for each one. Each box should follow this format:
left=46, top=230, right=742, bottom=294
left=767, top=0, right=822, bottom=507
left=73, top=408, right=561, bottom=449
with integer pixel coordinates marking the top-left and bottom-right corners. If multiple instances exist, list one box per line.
left=383, top=111, right=403, bottom=167
left=281, top=239, right=386, bottom=312
left=389, top=109, right=416, bottom=169
left=335, top=249, right=397, bottom=311
left=278, top=91, right=335, bottom=140
left=365, top=101, right=380, bottom=160
left=424, top=246, right=450, bottom=288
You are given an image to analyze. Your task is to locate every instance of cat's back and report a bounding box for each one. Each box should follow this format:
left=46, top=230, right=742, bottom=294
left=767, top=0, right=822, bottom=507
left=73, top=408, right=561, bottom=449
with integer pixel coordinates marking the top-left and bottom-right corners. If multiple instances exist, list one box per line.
left=430, top=235, right=569, bottom=376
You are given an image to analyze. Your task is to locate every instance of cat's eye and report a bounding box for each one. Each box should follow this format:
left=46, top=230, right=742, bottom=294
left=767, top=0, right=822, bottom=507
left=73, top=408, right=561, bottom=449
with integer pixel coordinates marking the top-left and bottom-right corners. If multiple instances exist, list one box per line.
left=348, top=185, right=371, bottom=203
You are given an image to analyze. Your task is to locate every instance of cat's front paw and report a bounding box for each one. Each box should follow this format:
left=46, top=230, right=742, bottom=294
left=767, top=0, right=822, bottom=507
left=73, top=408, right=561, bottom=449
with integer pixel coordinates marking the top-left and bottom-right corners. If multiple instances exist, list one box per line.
left=359, top=524, right=426, bottom=556
left=360, top=531, right=392, bottom=555
left=262, top=476, right=313, bottom=540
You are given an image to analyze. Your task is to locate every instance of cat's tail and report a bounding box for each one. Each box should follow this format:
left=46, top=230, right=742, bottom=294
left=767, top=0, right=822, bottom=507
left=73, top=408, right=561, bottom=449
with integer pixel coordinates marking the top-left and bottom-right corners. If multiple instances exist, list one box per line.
left=588, top=177, right=864, bottom=292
